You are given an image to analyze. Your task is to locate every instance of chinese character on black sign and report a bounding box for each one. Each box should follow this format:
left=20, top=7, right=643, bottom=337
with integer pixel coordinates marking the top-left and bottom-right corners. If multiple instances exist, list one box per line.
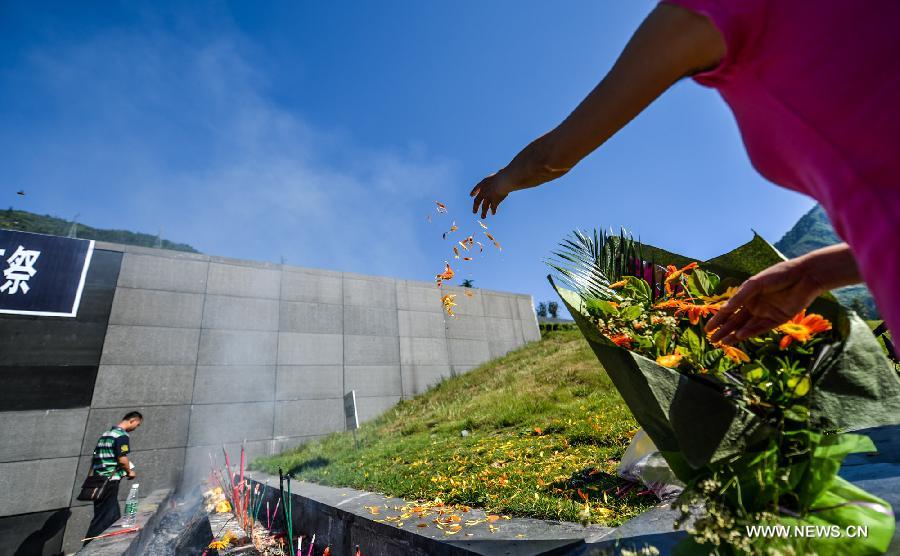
left=0, top=229, right=94, bottom=317
left=1, top=245, right=41, bottom=294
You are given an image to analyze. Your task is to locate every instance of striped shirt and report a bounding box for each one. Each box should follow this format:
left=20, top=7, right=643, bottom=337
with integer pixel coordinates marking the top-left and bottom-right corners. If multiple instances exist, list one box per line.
left=91, top=426, right=130, bottom=479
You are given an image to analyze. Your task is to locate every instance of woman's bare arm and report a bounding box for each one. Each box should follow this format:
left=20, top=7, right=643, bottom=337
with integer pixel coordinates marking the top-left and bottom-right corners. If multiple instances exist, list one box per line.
left=707, top=243, right=864, bottom=344
left=471, top=3, right=725, bottom=218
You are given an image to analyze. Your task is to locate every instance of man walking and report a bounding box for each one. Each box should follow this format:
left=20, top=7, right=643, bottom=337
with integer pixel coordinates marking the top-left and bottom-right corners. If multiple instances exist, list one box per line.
left=83, top=411, right=142, bottom=542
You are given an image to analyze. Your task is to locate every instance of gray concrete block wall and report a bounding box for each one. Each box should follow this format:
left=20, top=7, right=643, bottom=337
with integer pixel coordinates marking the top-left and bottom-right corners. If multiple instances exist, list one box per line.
left=0, top=241, right=539, bottom=553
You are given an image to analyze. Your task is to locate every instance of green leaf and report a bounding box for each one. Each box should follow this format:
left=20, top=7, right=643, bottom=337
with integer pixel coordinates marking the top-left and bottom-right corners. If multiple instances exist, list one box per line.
left=621, top=276, right=652, bottom=303
left=686, top=268, right=714, bottom=297
left=784, top=405, right=810, bottom=422
left=620, top=305, right=644, bottom=321
left=654, top=329, right=672, bottom=357
left=585, top=298, right=619, bottom=317
left=680, top=327, right=702, bottom=356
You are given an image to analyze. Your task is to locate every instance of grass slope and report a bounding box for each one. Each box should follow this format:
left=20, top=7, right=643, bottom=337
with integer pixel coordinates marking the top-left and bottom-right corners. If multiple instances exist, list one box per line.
left=1, top=209, right=199, bottom=253
left=254, top=330, right=656, bottom=526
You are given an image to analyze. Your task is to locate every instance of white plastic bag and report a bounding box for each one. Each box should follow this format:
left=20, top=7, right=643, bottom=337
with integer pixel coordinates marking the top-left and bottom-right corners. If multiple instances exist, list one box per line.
left=617, top=429, right=684, bottom=500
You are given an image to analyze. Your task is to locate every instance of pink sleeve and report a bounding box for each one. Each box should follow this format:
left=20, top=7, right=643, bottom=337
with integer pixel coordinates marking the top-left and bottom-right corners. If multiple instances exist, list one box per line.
left=660, top=0, right=767, bottom=86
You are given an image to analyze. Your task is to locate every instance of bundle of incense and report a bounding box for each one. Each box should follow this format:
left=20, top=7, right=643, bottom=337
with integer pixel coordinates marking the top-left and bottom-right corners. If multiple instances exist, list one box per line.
left=81, top=526, right=140, bottom=542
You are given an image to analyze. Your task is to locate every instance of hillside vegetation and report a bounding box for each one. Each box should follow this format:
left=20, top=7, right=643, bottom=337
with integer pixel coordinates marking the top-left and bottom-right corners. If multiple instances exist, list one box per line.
left=1, top=209, right=199, bottom=253
left=254, top=330, right=656, bottom=525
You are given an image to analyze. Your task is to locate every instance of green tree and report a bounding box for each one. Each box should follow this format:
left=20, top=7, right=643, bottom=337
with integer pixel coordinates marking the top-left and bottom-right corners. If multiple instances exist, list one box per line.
left=548, top=301, right=559, bottom=319
left=461, top=279, right=474, bottom=288
left=536, top=302, right=548, bottom=318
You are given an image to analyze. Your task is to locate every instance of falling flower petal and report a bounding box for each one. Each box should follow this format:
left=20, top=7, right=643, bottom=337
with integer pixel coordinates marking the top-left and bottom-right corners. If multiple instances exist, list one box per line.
left=484, top=232, right=502, bottom=250
left=463, top=257, right=473, bottom=261
left=435, top=262, right=454, bottom=284
left=458, top=240, right=469, bottom=251
left=478, top=220, right=488, bottom=229
left=442, top=221, right=458, bottom=239
left=435, top=201, right=447, bottom=213
left=441, top=294, right=457, bottom=317
left=453, top=247, right=460, bottom=259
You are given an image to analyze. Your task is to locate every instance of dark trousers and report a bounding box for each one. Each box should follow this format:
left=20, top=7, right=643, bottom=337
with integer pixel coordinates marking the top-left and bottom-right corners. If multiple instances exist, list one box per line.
left=84, top=479, right=121, bottom=543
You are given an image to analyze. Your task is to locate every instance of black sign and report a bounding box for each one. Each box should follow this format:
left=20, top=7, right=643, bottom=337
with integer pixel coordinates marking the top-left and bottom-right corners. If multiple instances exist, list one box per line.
left=0, top=229, right=94, bottom=317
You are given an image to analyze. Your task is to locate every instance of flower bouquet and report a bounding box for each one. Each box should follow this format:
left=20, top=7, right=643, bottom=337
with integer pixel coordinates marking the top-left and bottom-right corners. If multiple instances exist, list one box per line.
left=548, top=230, right=900, bottom=554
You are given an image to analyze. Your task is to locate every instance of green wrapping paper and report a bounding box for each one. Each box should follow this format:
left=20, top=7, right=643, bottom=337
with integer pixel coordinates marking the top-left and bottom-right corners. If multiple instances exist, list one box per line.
left=550, top=234, right=900, bottom=472
left=550, top=233, right=899, bottom=553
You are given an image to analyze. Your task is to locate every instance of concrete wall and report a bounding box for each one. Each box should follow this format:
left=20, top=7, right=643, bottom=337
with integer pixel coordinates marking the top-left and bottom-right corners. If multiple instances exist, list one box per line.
left=0, top=241, right=539, bottom=554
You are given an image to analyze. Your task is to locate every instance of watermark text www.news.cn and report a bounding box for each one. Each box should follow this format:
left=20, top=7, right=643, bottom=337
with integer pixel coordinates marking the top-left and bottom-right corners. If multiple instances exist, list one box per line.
left=746, top=525, right=868, bottom=538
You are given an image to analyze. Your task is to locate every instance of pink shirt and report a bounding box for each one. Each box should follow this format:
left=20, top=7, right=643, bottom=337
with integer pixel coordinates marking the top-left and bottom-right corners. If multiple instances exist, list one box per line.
left=664, top=0, right=900, bottom=335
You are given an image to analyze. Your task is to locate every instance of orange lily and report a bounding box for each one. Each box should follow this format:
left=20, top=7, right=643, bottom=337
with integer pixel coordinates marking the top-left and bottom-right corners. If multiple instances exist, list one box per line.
left=609, top=279, right=627, bottom=289
left=777, top=311, right=832, bottom=349
left=656, top=353, right=683, bottom=368
left=653, top=299, right=682, bottom=311
left=675, top=301, right=723, bottom=325
left=717, top=343, right=750, bottom=363
left=608, top=333, right=633, bottom=349
left=664, top=262, right=698, bottom=294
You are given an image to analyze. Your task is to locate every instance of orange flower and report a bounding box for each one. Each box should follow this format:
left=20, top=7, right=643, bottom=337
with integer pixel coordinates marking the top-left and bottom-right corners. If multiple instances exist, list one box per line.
left=675, top=301, right=723, bottom=325
left=717, top=343, right=750, bottom=363
left=653, top=299, right=682, bottom=311
left=656, top=353, right=683, bottom=368
left=777, top=311, right=832, bottom=349
left=608, top=333, right=633, bottom=349
left=664, top=262, right=698, bottom=294
left=609, top=279, right=627, bottom=289
left=435, top=201, right=447, bottom=213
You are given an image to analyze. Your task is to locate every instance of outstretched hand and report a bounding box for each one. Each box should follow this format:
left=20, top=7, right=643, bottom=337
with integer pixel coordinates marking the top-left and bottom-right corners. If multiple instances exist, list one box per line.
left=470, top=172, right=512, bottom=219
left=706, top=258, right=825, bottom=345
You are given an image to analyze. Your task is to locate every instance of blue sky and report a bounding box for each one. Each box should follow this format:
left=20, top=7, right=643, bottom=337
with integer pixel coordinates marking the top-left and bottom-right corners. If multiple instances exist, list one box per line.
left=0, top=1, right=815, bottom=310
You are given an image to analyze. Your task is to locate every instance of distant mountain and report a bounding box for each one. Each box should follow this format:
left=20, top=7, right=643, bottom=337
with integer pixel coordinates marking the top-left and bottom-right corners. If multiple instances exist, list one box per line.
left=774, top=204, right=841, bottom=258
left=0, top=208, right=199, bottom=253
left=774, top=205, right=878, bottom=319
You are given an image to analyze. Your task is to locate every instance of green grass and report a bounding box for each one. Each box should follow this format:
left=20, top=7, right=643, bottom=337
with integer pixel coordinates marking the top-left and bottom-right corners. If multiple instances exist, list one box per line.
left=253, top=330, right=656, bottom=525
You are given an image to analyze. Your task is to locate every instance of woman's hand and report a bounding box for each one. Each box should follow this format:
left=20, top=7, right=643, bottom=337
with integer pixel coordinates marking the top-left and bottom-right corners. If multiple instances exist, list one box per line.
left=470, top=143, right=569, bottom=219
left=470, top=170, right=514, bottom=219
left=706, top=243, right=863, bottom=344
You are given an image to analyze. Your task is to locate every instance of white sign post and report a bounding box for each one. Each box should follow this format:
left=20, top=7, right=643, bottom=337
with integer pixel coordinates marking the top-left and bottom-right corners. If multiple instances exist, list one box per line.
left=344, top=390, right=360, bottom=449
